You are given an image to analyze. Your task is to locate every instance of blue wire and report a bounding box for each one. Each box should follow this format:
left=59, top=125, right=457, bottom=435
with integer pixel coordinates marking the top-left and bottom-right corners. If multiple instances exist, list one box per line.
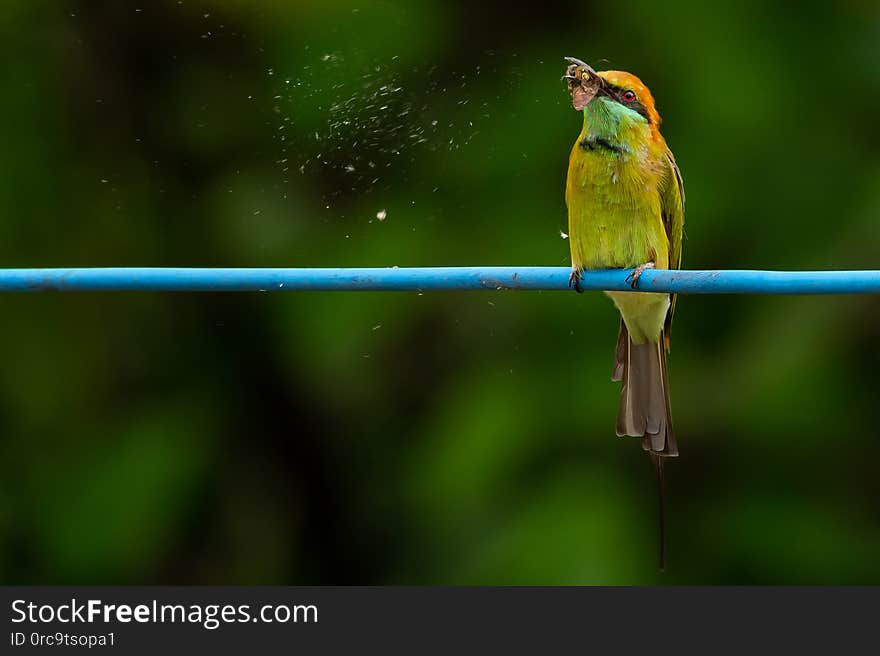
left=0, top=267, right=878, bottom=294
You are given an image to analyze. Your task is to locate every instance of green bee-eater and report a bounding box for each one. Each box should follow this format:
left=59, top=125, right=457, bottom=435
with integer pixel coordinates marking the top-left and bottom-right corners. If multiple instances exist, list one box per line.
left=563, top=57, right=685, bottom=568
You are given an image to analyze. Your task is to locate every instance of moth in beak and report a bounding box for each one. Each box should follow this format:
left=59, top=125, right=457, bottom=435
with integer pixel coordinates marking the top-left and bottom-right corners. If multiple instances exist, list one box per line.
left=563, top=56, right=604, bottom=111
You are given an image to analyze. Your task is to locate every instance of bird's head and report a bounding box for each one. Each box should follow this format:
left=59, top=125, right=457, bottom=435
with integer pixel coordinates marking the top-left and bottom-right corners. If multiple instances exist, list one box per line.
left=564, top=57, right=661, bottom=128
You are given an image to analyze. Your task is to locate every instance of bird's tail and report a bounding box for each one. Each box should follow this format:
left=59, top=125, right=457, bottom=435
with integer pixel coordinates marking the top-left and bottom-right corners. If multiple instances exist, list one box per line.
left=612, top=321, right=677, bottom=457
left=613, top=321, right=677, bottom=569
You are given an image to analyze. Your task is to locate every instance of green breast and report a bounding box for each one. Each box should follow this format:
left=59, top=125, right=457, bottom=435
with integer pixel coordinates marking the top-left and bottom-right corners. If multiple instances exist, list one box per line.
left=566, top=121, right=667, bottom=271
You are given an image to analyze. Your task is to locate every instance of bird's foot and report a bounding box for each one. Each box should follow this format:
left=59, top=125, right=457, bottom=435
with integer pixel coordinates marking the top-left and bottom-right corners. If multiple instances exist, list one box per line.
left=626, top=262, right=655, bottom=289
left=569, top=269, right=584, bottom=294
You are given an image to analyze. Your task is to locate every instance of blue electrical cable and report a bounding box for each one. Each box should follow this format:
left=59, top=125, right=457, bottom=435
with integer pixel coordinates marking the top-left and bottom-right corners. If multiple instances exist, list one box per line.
left=0, top=267, right=878, bottom=294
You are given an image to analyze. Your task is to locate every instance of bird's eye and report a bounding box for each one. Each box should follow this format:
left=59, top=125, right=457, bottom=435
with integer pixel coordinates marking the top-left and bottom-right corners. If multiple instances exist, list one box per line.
left=621, top=90, right=637, bottom=103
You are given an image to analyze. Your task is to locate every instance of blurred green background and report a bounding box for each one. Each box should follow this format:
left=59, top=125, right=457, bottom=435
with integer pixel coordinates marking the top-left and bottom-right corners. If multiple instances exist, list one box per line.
left=1, top=0, right=879, bottom=585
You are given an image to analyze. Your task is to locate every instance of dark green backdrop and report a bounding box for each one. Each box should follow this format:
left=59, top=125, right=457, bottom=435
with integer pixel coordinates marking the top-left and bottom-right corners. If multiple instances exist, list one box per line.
left=2, top=0, right=879, bottom=584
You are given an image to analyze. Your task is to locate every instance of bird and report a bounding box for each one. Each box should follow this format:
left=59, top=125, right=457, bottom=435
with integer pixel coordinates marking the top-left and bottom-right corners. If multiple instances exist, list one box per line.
left=563, top=56, right=684, bottom=569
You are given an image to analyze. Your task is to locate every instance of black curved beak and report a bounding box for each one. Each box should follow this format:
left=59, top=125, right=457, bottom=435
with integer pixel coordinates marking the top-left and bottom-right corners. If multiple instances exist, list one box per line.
left=563, top=56, right=601, bottom=85
left=564, top=56, right=598, bottom=78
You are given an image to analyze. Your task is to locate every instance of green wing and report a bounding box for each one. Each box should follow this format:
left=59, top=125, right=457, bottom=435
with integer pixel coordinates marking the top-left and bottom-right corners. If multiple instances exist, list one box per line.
left=661, top=148, right=685, bottom=351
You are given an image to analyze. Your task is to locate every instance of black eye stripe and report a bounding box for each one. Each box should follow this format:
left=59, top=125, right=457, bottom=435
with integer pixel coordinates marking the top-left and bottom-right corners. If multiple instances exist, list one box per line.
left=630, top=101, right=651, bottom=122
left=603, top=85, right=652, bottom=123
